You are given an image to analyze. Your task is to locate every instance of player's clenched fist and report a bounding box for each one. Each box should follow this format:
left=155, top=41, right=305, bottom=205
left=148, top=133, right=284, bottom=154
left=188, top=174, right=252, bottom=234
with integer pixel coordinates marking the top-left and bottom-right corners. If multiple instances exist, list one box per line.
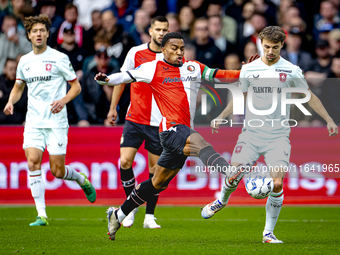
left=94, top=72, right=109, bottom=85
left=3, top=102, right=14, bottom=115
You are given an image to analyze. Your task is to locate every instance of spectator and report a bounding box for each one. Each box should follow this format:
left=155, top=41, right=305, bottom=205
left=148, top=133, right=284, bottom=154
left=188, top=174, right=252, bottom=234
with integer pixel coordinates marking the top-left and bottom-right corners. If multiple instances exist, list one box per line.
left=237, top=2, right=255, bottom=45
left=224, top=53, right=241, bottom=70
left=225, top=0, right=247, bottom=23
left=57, top=3, right=84, bottom=48
left=100, top=9, right=136, bottom=66
left=183, top=43, right=196, bottom=60
left=188, top=0, right=208, bottom=18
left=281, top=28, right=313, bottom=72
left=276, top=0, right=295, bottom=26
left=76, top=47, right=120, bottom=126
left=141, top=0, right=158, bottom=18
left=0, top=58, right=27, bottom=124
left=105, top=0, right=138, bottom=31
left=56, top=23, right=86, bottom=81
left=281, top=6, right=300, bottom=32
left=314, top=0, right=340, bottom=41
left=208, top=15, right=233, bottom=55
left=37, top=0, right=64, bottom=48
left=319, top=52, right=340, bottom=125
left=305, top=39, right=332, bottom=94
left=178, top=6, right=195, bottom=42
left=243, top=40, right=257, bottom=63
left=192, top=17, right=223, bottom=68
left=166, top=13, right=180, bottom=33
left=0, top=15, right=31, bottom=74
left=83, top=10, right=103, bottom=56
left=0, top=0, right=12, bottom=27
left=328, top=28, right=340, bottom=56
left=129, top=9, right=151, bottom=45
left=237, top=13, right=267, bottom=58
left=206, top=1, right=237, bottom=44
left=73, top=0, right=111, bottom=29
left=10, top=0, right=34, bottom=33
left=251, top=0, right=277, bottom=26
left=317, top=23, right=333, bottom=41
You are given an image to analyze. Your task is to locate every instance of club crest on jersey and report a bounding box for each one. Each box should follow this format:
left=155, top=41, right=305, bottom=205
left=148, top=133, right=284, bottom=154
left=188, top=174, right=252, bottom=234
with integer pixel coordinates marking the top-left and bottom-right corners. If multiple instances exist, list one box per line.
left=187, top=65, right=195, bottom=72
left=279, top=73, right=287, bottom=83
left=45, top=64, right=52, bottom=71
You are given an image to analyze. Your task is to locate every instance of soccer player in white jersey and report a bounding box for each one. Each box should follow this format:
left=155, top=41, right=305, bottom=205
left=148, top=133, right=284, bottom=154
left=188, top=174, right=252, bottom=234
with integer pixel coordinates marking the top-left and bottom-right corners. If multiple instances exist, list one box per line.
left=3, top=14, right=96, bottom=226
left=106, top=16, right=169, bottom=229
left=201, top=26, right=338, bottom=243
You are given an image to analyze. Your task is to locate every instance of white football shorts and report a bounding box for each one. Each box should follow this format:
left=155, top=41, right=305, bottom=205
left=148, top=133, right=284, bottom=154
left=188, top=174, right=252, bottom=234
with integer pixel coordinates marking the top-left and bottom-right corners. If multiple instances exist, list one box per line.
left=23, top=127, right=68, bottom=155
left=230, top=131, right=291, bottom=169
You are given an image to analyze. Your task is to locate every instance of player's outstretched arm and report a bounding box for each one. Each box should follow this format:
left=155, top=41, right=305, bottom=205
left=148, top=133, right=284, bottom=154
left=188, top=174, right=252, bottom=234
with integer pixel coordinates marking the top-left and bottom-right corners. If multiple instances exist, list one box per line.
left=3, top=81, right=25, bottom=115
left=94, top=72, right=134, bottom=86
left=50, top=79, right=81, bottom=114
left=307, top=91, right=338, bottom=136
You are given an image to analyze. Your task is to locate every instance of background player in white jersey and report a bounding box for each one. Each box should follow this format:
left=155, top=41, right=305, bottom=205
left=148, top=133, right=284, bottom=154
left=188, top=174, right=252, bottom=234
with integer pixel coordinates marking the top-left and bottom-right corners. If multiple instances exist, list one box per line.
left=3, top=14, right=96, bottom=226
left=95, top=32, right=259, bottom=241
left=106, top=16, right=169, bottom=229
left=202, top=26, right=338, bottom=243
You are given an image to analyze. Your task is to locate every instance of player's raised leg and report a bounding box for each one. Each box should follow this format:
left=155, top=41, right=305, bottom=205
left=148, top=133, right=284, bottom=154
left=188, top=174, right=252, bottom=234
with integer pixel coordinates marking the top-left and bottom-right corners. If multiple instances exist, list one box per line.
left=119, top=147, right=139, bottom=228
left=26, top=147, right=49, bottom=226
left=107, top=165, right=179, bottom=240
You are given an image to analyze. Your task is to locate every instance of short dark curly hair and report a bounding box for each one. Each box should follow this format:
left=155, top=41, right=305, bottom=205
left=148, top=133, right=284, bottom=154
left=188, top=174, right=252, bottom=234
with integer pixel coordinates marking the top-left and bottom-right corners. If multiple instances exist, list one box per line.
left=24, top=14, right=51, bottom=42
left=161, top=32, right=184, bottom=48
left=258, top=26, right=286, bottom=43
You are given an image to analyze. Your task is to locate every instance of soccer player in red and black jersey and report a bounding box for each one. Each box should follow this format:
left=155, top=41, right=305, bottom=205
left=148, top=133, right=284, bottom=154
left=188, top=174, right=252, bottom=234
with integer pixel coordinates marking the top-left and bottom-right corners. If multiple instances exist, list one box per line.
left=107, top=16, right=170, bottom=229
left=95, top=32, right=258, bottom=241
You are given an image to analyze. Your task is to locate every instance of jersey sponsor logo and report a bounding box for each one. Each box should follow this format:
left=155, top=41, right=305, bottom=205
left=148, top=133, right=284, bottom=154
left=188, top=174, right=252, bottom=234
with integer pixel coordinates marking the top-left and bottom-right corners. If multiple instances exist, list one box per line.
left=275, top=69, right=292, bottom=73
left=187, top=65, right=195, bottom=72
left=26, top=76, right=52, bottom=83
left=43, top=60, right=56, bottom=64
left=235, top=145, right=243, bottom=153
left=279, top=73, right=287, bottom=83
left=162, top=76, right=197, bottom=83
left=45, top=64, right=52, bottom=71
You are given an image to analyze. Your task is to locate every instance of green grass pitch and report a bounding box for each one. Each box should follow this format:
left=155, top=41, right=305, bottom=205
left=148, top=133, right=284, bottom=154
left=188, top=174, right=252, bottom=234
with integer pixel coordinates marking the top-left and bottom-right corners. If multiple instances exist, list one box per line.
left=0, top=206, right=339, bottom=254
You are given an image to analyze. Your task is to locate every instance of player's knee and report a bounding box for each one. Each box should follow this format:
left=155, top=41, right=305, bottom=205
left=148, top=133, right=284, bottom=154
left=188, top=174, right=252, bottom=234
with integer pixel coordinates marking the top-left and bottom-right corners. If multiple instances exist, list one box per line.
left=27, top=159, right=40, bottom=171
left=50, top=164, right=64, bottom=179
left=120, top=156, right=133, bottom=169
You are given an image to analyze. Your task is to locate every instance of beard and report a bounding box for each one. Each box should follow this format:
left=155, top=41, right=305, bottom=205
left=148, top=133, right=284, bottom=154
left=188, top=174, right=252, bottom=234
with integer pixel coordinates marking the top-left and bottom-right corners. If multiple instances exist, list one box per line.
left=153, top=37, right=161, bottom=47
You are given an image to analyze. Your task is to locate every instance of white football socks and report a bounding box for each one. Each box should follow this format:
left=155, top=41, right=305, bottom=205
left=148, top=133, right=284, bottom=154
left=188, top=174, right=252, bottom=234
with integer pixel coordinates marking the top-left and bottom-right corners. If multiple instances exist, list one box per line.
left=219, top=178, right=237, bottom=205
left=264, top=190, right=284, bottom=235
left=117, top=208, right=126, bottom=223
left=29, top=170, right=47, bottom=218
left=63, top=165, right=85, bottom=185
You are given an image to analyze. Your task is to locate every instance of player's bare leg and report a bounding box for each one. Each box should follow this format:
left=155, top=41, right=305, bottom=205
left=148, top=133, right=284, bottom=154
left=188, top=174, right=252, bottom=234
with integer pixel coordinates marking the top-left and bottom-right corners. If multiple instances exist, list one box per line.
left=49, top=154, right=96, bottom=203
left=144, top=152, right=161, bottom=228
left=26, top=147, right=48, bottom=226
left=263, top=167, right=285, bottom=244
left=119, top=147, right=139, bottom=227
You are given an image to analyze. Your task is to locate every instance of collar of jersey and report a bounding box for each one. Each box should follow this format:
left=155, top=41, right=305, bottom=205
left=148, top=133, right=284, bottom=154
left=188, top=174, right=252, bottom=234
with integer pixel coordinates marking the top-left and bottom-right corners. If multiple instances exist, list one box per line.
left=147, top=42, right=161, bottom=53
left=163, top=58, right=183, bottom=67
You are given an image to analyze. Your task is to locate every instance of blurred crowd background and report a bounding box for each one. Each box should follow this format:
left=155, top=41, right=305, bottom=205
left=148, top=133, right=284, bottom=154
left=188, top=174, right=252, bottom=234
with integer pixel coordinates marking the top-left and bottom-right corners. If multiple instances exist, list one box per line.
left=0, top=0, right=339, bottom=127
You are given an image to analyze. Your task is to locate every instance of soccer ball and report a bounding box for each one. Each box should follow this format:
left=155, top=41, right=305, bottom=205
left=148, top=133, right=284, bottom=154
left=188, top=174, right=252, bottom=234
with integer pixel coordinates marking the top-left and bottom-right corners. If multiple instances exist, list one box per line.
left=245, top=173, right=274, bottom=199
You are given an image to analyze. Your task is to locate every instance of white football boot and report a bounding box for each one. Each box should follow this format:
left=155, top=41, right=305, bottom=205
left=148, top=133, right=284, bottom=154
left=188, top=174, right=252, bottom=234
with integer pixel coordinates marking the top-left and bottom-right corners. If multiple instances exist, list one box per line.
left=201, top=199, right=226, bottom=219
left=143, top=214, right=161, bottom=229
left=106, top=207, right=121, bottom=241
left=262, top=232, right=284, bottom=243
left=122, top=208, right=139, bottom=228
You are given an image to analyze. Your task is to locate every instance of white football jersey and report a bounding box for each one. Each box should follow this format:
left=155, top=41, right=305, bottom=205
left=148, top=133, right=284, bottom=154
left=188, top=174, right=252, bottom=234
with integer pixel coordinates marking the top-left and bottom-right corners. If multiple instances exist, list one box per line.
left=16, top=46, right=77, bottom=128
left=239, top=56, right=309, bottom=140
